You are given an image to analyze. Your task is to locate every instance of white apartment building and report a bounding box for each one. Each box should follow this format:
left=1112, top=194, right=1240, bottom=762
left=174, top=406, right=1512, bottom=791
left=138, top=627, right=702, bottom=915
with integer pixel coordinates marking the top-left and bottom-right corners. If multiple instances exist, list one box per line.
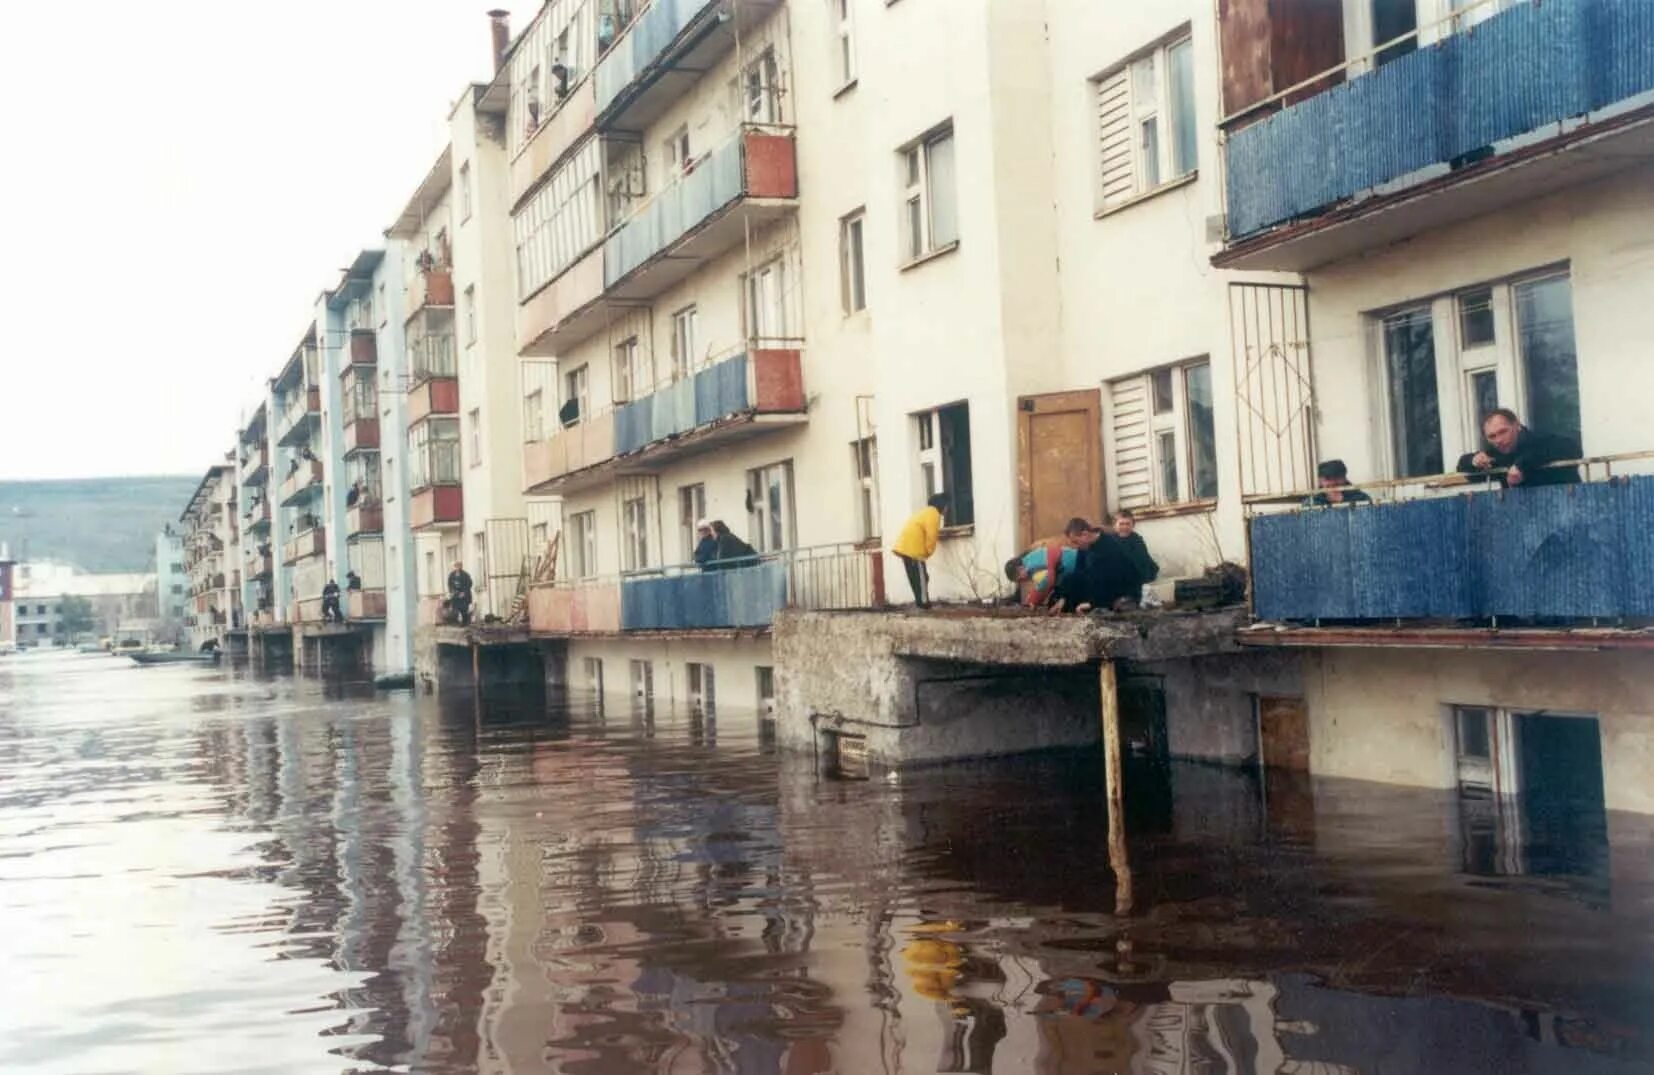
left=180, top=462, right=239, bottom=650
left=234, top=404, right=275, bottom=627
left=154, top=526, right=188, bottom=637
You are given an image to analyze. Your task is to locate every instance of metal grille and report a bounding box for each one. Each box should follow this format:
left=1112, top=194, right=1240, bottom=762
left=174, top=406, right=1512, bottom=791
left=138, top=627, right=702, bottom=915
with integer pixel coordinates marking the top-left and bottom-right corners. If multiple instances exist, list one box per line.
left=1229, top=283, right=1316, bottom=498
left=482, top=517, right=529, bottom=621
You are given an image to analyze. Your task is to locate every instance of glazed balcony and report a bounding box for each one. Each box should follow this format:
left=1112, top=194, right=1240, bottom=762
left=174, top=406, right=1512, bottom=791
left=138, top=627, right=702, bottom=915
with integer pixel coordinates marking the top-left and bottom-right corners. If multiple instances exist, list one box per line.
left=519, top=128, right=798, bottom=356
left=511, top=79, right=599, bottom=206
left=278, top=458, right=324, bottom=507
left=405, top=267, right=455, bottom=322
left=1248, top=472, right=1654, bottom=623
left=523, top=348, right=805, bottom=495
left=348, top=589, right=387, bottom=621
left=346, top=502, right=383, bottom=538
left=1218, top=0, right=1654, bottom=271
left=282, top=527, right=326, bottom=566
left=595, top=0, right=781, bottom=132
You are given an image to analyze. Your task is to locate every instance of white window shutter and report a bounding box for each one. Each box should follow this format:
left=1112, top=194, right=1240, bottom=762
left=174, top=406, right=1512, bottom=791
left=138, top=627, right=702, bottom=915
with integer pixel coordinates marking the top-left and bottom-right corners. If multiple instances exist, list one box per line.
left=1096, top=70, right=1135, bottom=207
left=1110, top=377, right=1154, bottom=509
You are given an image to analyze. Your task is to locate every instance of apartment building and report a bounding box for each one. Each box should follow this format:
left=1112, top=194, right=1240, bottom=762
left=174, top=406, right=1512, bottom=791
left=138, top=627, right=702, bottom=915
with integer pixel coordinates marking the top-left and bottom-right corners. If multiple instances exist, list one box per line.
left=154, top=526, right=188, bottom=637
left=180, top=462, right=239, bottom=650
left=235, top=404, right=275, bottom=627
left=1205, top=0, right=1654, bottom=822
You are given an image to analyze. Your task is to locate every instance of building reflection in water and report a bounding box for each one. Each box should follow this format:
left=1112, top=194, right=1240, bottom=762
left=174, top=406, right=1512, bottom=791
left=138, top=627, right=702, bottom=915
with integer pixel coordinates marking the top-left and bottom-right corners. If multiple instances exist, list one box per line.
left=179, top=679, right=1651, bottom=1074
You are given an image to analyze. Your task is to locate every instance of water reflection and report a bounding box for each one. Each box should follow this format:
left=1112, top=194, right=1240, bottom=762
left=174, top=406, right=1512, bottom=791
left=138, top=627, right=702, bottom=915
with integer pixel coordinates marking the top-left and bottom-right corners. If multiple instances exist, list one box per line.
left=0, top=650, right=1650, bottom=1073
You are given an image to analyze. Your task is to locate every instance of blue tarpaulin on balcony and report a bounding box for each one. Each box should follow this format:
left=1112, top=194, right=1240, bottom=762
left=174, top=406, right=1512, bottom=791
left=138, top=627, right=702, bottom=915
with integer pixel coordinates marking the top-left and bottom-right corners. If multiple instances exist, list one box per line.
left=1225, top=0, right=1654, bottom=239
left=595, top=0, right=718, bottom=118
left=1250, top=477, right=1654, bottom=621
left=614, top=353, right=751, bottom=456
left=604, top=134, right=745, bottom=287
left=621, top=561, right=787, bottom=630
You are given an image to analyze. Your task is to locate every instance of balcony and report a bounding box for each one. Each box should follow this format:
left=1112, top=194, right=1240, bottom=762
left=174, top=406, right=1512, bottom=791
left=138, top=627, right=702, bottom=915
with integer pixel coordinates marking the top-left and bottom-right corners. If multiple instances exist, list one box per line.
left=346, top=329, right=377, bottom=366
left=512, top=79, right=599, bottom=205
left=275, top=387, right=321, bottom=448
left=282, top=527, right=326, bottom=566
left=344, top=416, right=380, bottom=453
left=616, top=545, right=883, bottom=632
left=406, top=267, right=455, bottom=322
left=347, top=502, right=383, bottom=538
left=1218, top=0, right=1654, bottom=271
left=247, top=549, right=274, bottom=579
left=407, top=371, right=460, bottom=425
left=291, top=598, right=324, bottom=625
left=524, top=349, right=805, bottom=494
left=410, top=485, right=463, bottom=530
left=1248, top=475, right=1654, bottom=622
left=519, top=128, right=798, bottom=356
left=348, top=589, right=387, bottom=621
left=595, top=0, right=779, bottom=132
left=243, top=500, right=271, bottom=533
left=278, top=458, right=324, bottom=507
left=528, top=579, right=623, bottom=635
left=238, top=446, right=269, bottom=487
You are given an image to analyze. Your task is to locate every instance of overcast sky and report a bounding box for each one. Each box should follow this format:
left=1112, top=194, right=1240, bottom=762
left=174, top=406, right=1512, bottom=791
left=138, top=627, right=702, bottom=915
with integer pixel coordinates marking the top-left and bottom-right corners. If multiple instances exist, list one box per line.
left=0, top=1, right=506, bottom=480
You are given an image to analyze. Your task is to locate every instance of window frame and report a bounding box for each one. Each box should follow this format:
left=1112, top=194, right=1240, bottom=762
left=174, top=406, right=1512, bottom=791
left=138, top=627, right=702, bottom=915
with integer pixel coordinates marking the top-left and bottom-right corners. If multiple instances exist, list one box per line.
left=746, top=459, right=797, bottom=553
left=744, top=48, right=782, bottom=124
left=459, top=161, right=473, bottom=223
left=621, top=494, right=650, bottom=572
left=670, top=305, right=699, bottom=381
left=568, top=510, right=598, bottom=579
left=466, top=408, right=483, bottom=468
left=912, top=402, right=975, bottom=526
left=1108, top=357, right=1217, bottom=512
left=743, top=258, right=788, bottom=345
left=563, top=364, right=590, bottom=427
left=678, top=483, right=707, bottom=562
left=464, top=284, right=478, bottom=346
left=852, top=436, right=879, bottom=540
left=830, top=0, right=856, bottom=90
left=898, top=123, right=958, bottom=264
left=1091, top=28, right=1198, bottom=214
left=840, top=209, right=867, bottom=315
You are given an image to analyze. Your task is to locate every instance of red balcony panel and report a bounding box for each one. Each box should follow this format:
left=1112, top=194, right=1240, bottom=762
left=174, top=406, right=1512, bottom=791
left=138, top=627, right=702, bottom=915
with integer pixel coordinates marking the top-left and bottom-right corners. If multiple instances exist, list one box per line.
left=751, top=348, right=805, bottom=411
left=406, top=268, right=455, bottom=320
left=743, top=130, right=798, bottom=199
left=348, top=330, right=378, bottom=365
left=408, top=377, right=461, bottom=424
left=410, top=486, right=463, bottom=530
left=344, top=417, right=381, bottom=452
left=347, top=589, right=387, bottom=621
left=347, top=503, right=383, bottom=537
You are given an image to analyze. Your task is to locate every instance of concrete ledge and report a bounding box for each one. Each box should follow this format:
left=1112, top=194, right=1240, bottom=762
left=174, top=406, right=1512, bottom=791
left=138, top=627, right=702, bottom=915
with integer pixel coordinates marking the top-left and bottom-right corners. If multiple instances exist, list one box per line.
left=431, top=624, right=533, bottom=647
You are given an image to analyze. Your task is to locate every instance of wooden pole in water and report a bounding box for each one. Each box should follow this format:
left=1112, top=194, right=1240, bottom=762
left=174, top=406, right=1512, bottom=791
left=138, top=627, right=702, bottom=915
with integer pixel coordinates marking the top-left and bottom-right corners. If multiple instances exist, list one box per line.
left=1100, top=658, right=1133, bottom=915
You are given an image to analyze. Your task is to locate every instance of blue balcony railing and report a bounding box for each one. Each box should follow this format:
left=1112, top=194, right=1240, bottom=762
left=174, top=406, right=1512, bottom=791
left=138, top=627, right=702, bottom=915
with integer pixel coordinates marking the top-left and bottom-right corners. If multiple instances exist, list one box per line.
left=604, top=132, right=745, bottom=287
left=595, top=0, right=718, bottom=121
left=1224, top=0, right=1654, bottom=240
left=614, top=352, right=750, bottom=455
left=1249, top=476, right=1654, bottom=621
left=617, top=544, right=882, bottom=631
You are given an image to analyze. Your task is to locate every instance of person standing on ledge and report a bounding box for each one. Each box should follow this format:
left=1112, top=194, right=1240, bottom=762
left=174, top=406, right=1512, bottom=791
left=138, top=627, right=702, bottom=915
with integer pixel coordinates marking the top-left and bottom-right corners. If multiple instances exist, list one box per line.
left=1457, top=408, right=1580, bottom=487
left=446, top=561, right=474, bottom=626
left=892, top=494, right=949, bottom=609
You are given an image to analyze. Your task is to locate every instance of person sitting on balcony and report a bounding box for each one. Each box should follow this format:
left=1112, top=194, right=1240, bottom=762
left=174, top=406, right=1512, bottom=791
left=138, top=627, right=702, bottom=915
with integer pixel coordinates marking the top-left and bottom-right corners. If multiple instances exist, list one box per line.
left=1457, top=409, right=1580, bottom=488
left=321, top=579, right=343, bottom=624
left=1307, top=459, right=1373, bottom=507
left=346, top=570, right=362, bottom=592
left=709, top=521, right=759, bottom=571
left=345, top=482, right=360, bottom=508
left=692, top=520, right=721, bottom=569
left=891, top=494, right=950, bottom=609
left=1051, top=518, right=1142, bottom=615
left=446, top=561, right=474, bottom=625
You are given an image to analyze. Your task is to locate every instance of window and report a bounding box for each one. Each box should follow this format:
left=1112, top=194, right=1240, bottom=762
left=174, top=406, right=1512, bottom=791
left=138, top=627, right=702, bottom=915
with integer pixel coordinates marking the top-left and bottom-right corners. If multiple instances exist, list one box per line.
left=524, top=389, right=545, bottom=443
left=899, top=125, right=958, bottom=262
left=531, top=521, right=549, bottom=549
left=744, top=49, right=781, bottom=123
left=756, top=666, right=776, bottom=717
left=1094, top=32, right=1197, bottom=211
left=665, top=126, right=691, bottom=177
left=852, top=437, right=879, bottom=540
left=582, top=656, right=604, bottom=694
left=513, top=139, right=604, bottom=301
left=472, top=532, right=488, bottom=598
left=671, top=306, right=699, bottom=380
left=622, top=495, right=650, bottom=571
left=459, top=162, right=473, bottom=223
left=746, top=460, right=796, bottom=553
left=1372, top=0, right=1418, bottom=66
left=568, top=510, right=597, bottom=578
left=913, top=403, right=974, bottom=526
left=1376, top=271, right=1579, bottom=479
left=613, top=338, right=647, bottom=403
left=425, top=550, right=436, bottom=592
left=840, top=210, right=867, bottom=314
left=563, top=365, right=589, bottom=427
left=464, top=285, right=477, bottom=346
left=678, top=483, right=707, bottom=561
left=744, top=259, right=787, bottom=344
left=409, top=417, right=460, bottom=488
left=1109, top=359, right=1216, bottom=509
left=830, top=0, right=856, bottom=87
left=467, top=408, right=482, bottom=466
left=687, top=663, right=716, bottom=715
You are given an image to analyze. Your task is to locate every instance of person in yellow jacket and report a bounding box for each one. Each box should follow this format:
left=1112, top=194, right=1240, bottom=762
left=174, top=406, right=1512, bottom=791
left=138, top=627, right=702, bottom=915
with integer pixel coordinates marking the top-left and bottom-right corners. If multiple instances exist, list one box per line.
left=891, top=494, right=949, bottom=608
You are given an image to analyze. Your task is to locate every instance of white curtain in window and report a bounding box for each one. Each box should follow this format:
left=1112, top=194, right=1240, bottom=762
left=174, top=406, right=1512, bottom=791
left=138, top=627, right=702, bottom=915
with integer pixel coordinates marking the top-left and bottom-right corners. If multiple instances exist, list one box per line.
left=927, top=134, right=958, bottom=248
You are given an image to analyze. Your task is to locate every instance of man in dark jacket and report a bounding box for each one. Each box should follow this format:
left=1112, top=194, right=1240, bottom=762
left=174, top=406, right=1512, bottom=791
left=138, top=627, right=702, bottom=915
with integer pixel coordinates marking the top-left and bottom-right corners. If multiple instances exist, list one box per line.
left=1307, top=459, right=1374, bottom=506
left=1457, top=409, right=1580, bottom=487
left=1112, top=509, right=1159, bottom=583
left=1051, top=518, right=1143, bottom=614
left=692, top=519, right=720, bottom=569
left=447, top=561, right=474, bottom=625
left=321, top=579, right=343, bottom=624
left=709, top=520, right=758, bottom=570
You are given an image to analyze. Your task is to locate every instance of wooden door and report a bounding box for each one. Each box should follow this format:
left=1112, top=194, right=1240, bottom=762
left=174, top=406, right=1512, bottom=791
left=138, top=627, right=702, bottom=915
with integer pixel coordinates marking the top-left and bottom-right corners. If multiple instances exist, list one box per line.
left=1257, top=695, right=1310, bottom=771
left=1017, top=390, right=1103, bottom=547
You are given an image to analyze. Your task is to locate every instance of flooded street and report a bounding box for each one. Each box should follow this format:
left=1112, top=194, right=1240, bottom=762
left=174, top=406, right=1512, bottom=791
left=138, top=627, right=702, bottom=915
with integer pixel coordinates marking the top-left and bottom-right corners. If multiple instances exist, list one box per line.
left=2, top=650, right=1652, bottom=1074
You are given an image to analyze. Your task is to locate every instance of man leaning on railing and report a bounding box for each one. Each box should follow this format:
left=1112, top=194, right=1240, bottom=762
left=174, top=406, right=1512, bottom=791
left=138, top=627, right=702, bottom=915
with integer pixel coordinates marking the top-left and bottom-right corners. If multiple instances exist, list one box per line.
left=1456, top=408, right=1580, bottom=488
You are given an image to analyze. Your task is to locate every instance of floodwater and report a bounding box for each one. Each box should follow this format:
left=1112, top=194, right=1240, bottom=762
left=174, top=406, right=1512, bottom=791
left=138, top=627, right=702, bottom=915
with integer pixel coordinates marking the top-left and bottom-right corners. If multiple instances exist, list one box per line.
left=2, top=651, right=1652, bottom=1075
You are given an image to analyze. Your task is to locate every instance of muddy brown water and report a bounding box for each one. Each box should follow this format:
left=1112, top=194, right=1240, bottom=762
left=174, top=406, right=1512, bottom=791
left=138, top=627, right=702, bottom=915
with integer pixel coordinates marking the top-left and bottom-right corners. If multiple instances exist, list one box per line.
left=2, top=650, right=1651, bottom=1074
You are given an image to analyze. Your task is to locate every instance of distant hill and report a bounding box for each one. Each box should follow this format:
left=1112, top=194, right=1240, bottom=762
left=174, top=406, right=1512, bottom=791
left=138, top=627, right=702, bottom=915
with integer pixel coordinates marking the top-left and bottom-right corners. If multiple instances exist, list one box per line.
left=0, top=476, right=200, bottom=572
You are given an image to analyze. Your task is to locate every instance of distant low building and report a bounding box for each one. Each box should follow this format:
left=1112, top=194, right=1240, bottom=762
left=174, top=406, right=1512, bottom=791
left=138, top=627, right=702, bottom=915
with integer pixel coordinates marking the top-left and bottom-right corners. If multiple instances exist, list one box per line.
left=12, top=561, right=156, bottom=643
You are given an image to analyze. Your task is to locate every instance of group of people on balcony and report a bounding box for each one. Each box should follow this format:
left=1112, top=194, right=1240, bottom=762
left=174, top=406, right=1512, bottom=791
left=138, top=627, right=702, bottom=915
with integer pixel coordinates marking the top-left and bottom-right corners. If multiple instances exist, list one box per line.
left=692, top=520, right=760, bottom=571
left=1310, top=409, right=1580, bottom=507
left=319, top=571, right=362, bottom=625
